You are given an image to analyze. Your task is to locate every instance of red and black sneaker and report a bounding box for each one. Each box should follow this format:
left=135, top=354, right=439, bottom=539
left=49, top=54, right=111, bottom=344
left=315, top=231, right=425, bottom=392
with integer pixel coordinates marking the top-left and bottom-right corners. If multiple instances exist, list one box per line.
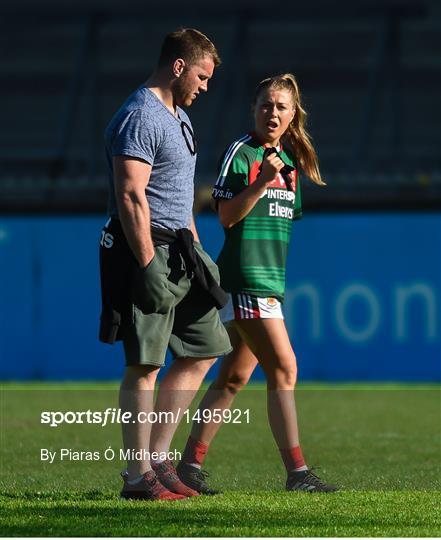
left=120, top=470, right=186, bottom=500
left=152, top=460, right=199, bottom=497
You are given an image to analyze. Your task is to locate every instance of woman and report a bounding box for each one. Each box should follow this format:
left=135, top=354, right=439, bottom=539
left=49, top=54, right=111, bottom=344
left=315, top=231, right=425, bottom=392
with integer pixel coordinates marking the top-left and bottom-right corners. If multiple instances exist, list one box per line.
left=177, top=74, right=338, bottom=493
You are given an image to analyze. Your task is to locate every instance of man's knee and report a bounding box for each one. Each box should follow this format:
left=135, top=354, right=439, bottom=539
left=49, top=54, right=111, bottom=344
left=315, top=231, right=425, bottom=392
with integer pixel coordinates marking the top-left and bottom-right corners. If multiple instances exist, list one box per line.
left=175, top=356, right=217, bottom=375
left=200, top=356, right=218, bottom=368
left=122, top=364, right=160, bottom=388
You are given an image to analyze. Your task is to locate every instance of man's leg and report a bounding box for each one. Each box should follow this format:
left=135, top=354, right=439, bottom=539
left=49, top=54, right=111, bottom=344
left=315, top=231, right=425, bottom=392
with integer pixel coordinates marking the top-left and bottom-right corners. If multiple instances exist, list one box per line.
left=147, top=356, right=216, bottom=496
left=153, top=246, right=233, bottom=492
left=119, top=364, right=186, bottom=500
left=149, top=356, right=217, bottom=456
left=119, top=365, right=159, bottom=478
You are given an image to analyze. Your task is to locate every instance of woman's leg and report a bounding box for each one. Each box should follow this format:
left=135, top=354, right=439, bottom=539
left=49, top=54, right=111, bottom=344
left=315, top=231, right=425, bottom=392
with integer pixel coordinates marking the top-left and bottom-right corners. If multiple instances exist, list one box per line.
left=235, top=318, right=337, bottom=491
left=235, top=318, right=302, bottom=454
left=182, top=324, right=257, bottom=457
left=191, top=324, right=257, bottom=441
left=177, top=324, right=258, bottom=492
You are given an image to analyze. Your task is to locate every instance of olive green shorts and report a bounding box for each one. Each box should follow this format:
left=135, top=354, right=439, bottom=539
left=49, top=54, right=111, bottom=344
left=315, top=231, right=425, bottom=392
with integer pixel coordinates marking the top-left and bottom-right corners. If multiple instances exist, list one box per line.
left=123, top=242, right=232, bottom=367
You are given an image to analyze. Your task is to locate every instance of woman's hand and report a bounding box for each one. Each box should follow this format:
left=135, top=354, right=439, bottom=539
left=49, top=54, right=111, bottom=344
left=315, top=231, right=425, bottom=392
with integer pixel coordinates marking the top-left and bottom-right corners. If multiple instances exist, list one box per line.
left=259, top=152, right=285, bottom=184
left=218, top=151, right=287, bottom=229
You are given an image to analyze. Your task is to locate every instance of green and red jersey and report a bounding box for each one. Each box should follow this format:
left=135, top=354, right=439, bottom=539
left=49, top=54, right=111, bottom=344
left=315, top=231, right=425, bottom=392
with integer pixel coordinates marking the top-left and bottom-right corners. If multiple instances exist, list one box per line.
left=212, top=133, right=302, bottom=302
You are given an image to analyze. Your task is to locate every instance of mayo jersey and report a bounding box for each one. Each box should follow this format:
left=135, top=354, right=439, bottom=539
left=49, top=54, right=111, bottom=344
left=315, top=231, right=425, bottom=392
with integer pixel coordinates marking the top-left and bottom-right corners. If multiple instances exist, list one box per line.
left=212, top=133, right=302, bottom=302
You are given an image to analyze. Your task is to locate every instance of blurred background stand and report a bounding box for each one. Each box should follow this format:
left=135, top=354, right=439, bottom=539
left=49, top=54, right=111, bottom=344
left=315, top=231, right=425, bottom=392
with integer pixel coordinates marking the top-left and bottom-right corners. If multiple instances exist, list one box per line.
left=0, top=0, right=440, bottom=212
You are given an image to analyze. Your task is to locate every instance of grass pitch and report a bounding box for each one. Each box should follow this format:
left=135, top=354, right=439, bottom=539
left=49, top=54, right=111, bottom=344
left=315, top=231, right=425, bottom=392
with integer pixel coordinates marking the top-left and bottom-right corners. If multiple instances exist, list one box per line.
left=1, top=382, right=440, bottom=537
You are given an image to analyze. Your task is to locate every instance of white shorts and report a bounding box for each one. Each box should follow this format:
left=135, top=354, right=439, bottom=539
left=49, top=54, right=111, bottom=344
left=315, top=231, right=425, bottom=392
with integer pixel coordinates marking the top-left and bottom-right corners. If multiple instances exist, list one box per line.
left=220, top=293, right=284, bottom=322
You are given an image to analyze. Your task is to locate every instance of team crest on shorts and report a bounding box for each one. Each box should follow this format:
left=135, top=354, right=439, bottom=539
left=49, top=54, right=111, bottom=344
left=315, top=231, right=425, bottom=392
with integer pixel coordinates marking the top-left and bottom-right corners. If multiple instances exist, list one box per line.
left=221, top=293, right=284, bottom=321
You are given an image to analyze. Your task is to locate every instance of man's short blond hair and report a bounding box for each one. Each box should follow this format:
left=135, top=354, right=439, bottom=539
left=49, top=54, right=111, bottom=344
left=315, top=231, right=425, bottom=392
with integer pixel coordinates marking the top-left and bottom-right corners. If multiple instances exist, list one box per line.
left=158, top=28, right=221, bottom=68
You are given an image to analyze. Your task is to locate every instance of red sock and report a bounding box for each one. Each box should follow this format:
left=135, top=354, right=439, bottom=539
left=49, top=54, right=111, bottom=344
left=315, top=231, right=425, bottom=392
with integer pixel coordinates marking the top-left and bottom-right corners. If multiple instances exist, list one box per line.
left=279, top=446, right=306, bottom=472
left=182, top=436, right=209, bottom=466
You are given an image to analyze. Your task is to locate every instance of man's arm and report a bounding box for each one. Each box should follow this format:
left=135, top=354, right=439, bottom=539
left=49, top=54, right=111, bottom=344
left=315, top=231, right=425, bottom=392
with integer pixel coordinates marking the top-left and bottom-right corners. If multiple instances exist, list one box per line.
left=113, top=156, right=154, bottom=268
left=190, top=214, right=200, bottom=243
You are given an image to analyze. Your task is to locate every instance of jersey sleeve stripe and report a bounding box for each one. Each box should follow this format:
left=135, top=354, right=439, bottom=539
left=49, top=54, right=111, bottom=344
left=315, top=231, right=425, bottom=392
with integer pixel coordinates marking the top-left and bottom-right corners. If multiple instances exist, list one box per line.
left=216, top=135, right=249, bottom=186
left=220, top=134, right=249, bottom=172
left=215, top=134, right=252, bottom=187
left=214, top=139, right=242, bottom=186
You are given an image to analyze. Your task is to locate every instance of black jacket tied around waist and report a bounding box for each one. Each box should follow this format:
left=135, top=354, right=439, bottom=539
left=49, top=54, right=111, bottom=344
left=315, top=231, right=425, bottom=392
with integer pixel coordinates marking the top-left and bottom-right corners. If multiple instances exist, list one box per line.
left=98, top=219, right=228, bottom=344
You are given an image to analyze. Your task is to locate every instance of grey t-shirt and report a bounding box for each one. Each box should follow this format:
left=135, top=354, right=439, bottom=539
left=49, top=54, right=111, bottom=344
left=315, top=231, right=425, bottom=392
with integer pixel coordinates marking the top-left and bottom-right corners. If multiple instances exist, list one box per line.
left=104, top=86, right=196, bottom=230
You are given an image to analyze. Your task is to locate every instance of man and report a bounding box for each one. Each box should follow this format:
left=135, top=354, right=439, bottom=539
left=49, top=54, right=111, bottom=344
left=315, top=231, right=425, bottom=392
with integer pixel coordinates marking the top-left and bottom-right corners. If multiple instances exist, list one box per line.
left=99, top=28, right=232, bottom=500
